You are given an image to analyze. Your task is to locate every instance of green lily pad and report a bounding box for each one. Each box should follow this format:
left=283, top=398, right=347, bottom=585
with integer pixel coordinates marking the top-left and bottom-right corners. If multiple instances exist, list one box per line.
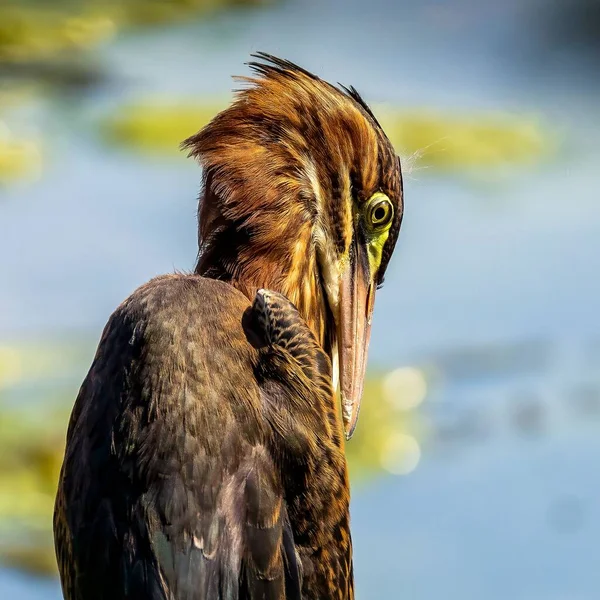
left=101, top=99, right=556, bottom=173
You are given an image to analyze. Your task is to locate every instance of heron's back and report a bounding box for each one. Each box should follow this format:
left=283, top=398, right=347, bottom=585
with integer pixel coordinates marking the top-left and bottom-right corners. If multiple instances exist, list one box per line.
left=54, top=275, right=293, bottom=600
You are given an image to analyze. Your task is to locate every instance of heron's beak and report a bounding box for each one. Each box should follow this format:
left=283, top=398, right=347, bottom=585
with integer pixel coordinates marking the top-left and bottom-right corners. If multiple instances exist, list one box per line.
left=338, top=241, right=376, bottom=440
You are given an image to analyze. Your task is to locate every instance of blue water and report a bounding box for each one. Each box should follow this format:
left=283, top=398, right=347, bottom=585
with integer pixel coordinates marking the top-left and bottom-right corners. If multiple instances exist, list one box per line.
left=1, top=0, right=599, bottom=598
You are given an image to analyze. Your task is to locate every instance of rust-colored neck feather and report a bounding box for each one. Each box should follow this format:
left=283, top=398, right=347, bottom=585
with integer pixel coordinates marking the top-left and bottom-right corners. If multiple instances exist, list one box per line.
left=195, top=176, right=331, bottom=350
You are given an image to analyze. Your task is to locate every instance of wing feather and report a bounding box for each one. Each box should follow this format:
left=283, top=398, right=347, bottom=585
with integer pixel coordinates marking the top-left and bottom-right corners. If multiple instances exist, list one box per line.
left=54, top=276, right=300, bottom=600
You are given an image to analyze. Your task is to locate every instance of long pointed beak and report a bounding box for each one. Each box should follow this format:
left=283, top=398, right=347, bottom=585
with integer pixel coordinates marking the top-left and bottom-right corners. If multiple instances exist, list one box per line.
left=338, top=241, right=376, bottom=440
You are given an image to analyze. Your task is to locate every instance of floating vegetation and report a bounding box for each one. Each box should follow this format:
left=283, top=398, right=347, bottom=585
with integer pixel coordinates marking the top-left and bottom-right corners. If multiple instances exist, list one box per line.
left=346, top=372, right=424, bottom=479
left=101, top=99, right=556, bottom=173
left=380, top=109, right=555, bottom=173
left=0, top=404, right=66, bottom=576
left=0, top=7, right=116, bottom=64
left=112, top=0, right=274, bottom=28
left=0, top=85, right=43, bottom=184
left=102, top=101, right=227, bottom=155
left=0, top=122, right=42, bottom=183
left=0, top=1, right=273, bottom=66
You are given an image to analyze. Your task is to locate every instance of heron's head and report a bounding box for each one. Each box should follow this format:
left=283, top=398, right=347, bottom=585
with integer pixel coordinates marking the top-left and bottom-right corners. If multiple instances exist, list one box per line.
left=184, top=53, right=403, bottom=439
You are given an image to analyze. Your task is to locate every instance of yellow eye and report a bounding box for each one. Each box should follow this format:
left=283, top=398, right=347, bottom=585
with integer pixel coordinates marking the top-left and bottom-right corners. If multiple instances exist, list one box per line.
left=366, top=194, right=394, bottom=229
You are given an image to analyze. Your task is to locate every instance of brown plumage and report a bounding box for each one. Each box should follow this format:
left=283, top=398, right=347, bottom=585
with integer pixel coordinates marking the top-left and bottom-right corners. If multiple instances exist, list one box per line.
left=54, top=54, right=403, bottom=599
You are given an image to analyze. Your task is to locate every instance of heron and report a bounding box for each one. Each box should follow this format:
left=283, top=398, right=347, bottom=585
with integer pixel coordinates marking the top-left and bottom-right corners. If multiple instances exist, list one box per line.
left=54, top=54, right=404, bottom=600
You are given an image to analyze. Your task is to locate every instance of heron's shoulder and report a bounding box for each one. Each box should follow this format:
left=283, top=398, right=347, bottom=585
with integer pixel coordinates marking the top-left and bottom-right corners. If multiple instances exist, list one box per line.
left=101, top=274, right=253, bottom=350
left=117, top=274, right=250, bottom=318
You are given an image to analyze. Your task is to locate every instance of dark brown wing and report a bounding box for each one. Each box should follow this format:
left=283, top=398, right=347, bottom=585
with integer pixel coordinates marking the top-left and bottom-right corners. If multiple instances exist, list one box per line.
left=54, top=275, right=301, bottom=600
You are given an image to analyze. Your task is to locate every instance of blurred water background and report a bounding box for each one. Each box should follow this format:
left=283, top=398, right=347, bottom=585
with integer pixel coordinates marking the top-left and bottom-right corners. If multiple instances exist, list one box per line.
left=1, top=0, right=599, bottom=598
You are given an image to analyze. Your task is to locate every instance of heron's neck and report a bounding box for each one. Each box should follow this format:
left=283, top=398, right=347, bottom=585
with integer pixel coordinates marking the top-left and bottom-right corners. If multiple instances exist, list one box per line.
left=195, top=226, right=335, bottom=356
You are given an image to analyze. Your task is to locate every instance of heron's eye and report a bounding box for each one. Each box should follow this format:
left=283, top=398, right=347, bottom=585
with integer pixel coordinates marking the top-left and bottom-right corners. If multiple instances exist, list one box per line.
left=365, top=194, right=394, bottom=230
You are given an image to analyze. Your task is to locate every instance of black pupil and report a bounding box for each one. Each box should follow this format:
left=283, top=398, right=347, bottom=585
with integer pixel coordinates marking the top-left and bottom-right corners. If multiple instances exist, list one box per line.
left=373, top=205, right=387, bottom=222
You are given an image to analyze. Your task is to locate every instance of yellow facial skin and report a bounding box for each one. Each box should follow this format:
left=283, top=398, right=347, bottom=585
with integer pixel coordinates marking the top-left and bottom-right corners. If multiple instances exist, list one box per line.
left=362, top=192, right=394, bottom=277
left=316, top=192, right=394, bottom=323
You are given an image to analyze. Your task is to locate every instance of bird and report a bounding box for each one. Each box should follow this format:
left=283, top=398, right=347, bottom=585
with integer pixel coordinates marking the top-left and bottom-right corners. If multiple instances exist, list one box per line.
left=53, top=53, right=404, bottom=600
